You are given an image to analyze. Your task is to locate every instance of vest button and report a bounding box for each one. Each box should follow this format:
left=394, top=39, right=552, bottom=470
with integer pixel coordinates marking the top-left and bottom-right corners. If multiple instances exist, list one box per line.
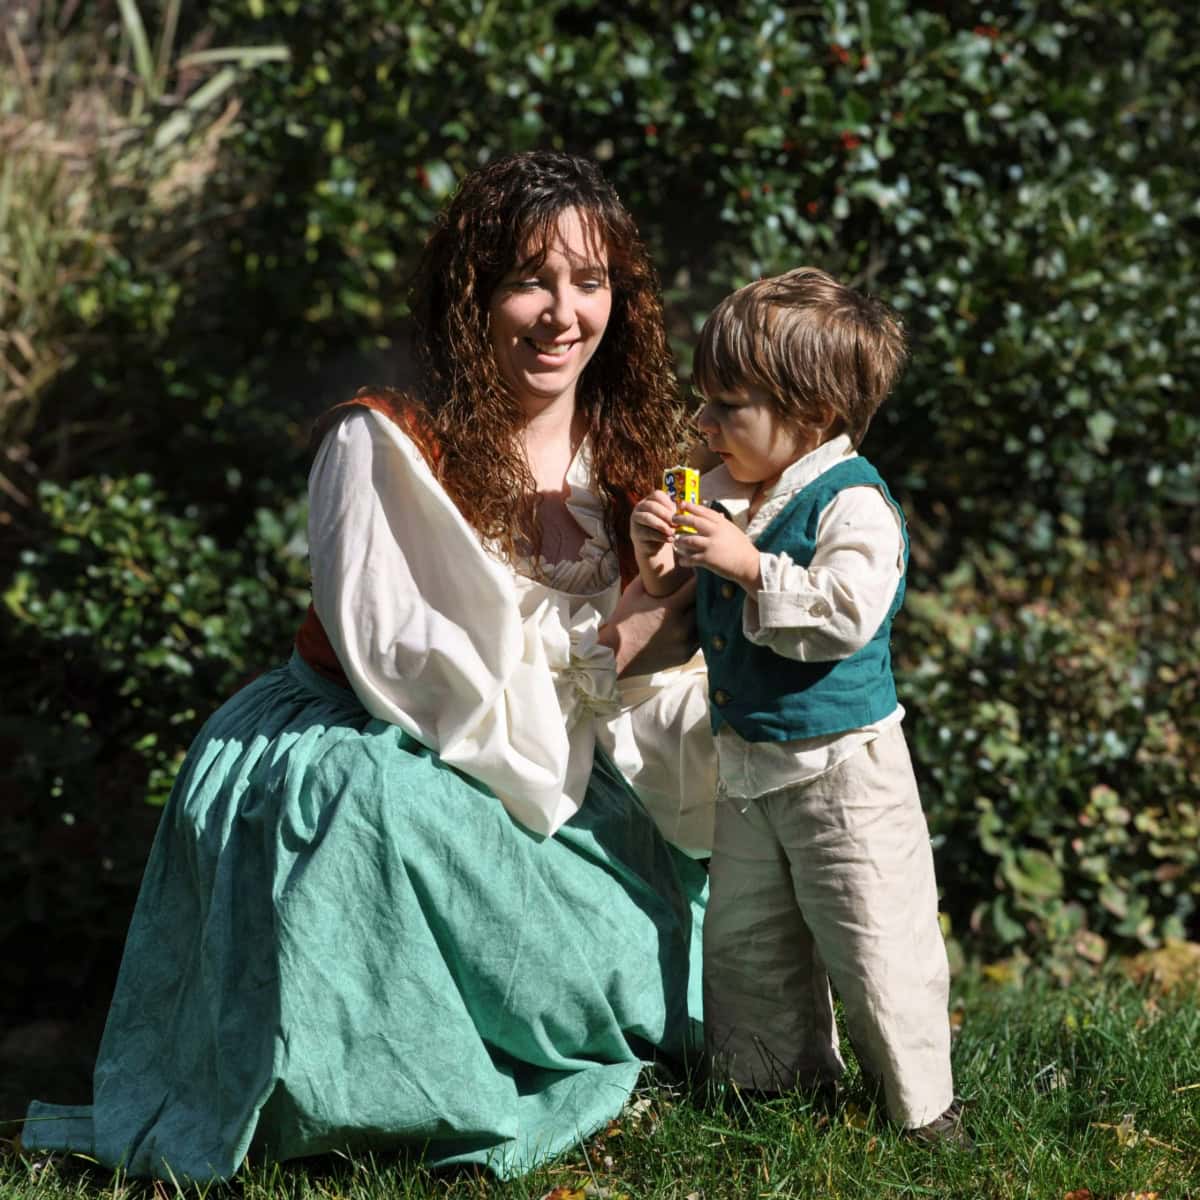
left=720, top=582, right=736, bottom=599
left=713, top=689, right=732, bottom=706
left=711, top=634, right=726, bottom=652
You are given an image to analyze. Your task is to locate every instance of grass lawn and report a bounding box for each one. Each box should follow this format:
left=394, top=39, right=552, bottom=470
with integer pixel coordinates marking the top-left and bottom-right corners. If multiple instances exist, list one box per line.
left=4, top=963, right=1198, bottom=1200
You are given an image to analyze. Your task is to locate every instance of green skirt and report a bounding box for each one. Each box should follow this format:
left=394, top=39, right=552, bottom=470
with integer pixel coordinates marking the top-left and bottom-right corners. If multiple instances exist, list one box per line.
left=24, top=654, right=706, bottom=1180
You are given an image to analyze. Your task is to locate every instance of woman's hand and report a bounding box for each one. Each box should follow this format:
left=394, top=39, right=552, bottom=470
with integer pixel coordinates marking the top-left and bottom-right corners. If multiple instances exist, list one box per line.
left=598, top=575, right=699, bottom=676
left=673, top=503, right=761, bottom=593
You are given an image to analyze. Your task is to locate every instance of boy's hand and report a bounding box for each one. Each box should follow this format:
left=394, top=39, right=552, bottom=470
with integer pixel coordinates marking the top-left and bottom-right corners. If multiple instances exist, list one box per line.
left=632, top=489, right=691, bottom=597
left=631, top=490, right=678, bottom=556
left=673, top=503, right=761, bottom=593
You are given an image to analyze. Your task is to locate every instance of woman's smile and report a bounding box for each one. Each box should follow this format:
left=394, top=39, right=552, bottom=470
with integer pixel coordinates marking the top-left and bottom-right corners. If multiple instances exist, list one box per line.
left=527, top=338, right=575, bottom=357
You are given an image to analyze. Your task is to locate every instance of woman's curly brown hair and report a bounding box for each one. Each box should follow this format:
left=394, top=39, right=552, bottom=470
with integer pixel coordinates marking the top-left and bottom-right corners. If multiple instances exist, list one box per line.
left=406, top=150, right=688, bottom=575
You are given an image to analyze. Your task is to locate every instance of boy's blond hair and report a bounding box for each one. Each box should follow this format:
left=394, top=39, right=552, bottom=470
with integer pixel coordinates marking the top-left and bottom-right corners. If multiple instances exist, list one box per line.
left=692, top=267, right=907, bottom=447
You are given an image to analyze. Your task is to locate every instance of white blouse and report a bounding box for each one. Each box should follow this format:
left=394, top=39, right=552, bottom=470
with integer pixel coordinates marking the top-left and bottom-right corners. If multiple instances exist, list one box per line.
left=308, top=408, right=716, bottom=851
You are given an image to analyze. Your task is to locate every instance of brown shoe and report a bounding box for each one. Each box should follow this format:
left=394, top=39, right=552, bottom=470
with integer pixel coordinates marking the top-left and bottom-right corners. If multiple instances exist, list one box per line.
left=906, top=1101, right=975, bottom=1151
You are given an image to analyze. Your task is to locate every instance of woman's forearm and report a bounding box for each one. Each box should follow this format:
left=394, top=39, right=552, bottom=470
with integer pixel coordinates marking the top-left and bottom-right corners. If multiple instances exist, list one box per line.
left=599, top=576, right=698, bottom=677
left=596, top=619, right=635, bottom=676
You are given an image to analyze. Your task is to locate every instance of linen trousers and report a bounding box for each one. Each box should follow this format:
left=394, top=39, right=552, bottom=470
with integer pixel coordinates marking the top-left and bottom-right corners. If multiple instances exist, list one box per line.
left=703, top=723, right=954, bottom=1128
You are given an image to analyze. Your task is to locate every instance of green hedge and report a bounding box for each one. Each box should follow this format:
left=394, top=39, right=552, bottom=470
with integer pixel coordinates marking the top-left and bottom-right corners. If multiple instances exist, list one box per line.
left=2, top=0, right=1197, bottom=1014
left=1, top=475, right=310, bottom=1010
left=24, top=0, right=1194, bottom=535
left=196, top=0, right=1198, bottom=541
left=900, top=527, right=1199, bottom=966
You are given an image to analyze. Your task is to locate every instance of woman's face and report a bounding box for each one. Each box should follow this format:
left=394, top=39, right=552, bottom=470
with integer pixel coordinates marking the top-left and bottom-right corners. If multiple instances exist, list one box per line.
left=488, top=207, right=613, bottom=417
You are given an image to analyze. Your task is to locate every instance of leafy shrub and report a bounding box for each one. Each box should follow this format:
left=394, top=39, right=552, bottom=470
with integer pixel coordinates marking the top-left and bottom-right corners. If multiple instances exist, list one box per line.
left=900, top=525, right=1200, bottom=963
left=0, top=1, right=295, bottom=511
left=196, top=0, right=1198, bottom=544
left=6, top=474, right=310, bottom=797
left=11, top=0, right=1196, bottom=536
left=1, top=474, right=308, bottom=1016
left=1, top=0, right=1197, bottom=1013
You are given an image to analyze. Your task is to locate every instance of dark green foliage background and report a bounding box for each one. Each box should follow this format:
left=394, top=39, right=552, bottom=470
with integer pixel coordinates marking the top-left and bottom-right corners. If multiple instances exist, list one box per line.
left=3, top=0, right=1197, bottom=1021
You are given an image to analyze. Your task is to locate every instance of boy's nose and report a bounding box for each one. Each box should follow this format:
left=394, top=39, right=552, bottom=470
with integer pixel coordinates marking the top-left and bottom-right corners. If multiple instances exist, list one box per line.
left=695, top=403, right=718, bottom=433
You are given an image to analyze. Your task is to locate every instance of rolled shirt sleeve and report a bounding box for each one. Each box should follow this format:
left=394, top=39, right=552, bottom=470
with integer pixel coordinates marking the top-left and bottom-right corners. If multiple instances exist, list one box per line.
left=742, top=485, right=905, bottom=662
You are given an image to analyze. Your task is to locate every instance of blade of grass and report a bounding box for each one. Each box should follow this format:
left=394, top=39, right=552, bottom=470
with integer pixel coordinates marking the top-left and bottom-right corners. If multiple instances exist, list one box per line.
left=4, top=26, right=37, bottom=109
left=154, top=0, right=182, bottom=96
left=152, top=67, right=238, bottom=150
left=114, top=0, right=156, bottom=100
left=177, top=45, right=291, bottom=68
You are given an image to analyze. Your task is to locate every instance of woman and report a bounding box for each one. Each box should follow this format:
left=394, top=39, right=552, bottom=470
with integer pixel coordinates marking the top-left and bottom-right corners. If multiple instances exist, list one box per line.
left=24, top=151, right=715, bottom=1179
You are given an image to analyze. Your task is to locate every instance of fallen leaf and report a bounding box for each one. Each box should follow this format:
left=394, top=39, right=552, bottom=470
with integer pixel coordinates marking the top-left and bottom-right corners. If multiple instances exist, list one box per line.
left=982, top=960, right=1017, bottom=984
left=1032, top=1063, right=1070, bottom=1093
left=1121, top=940, right=1200, bottom=995
left=1062, top=1191, right=1094, bottom=1200
left=1116, top=1114, right=1139, bottom=1147
left=842, top=1102, right=870, bottom=1131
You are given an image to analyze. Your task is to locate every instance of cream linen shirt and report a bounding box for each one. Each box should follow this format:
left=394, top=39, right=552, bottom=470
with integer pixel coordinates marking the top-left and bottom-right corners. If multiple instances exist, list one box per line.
left=308, top=408, right=716, bottom=849
left=702, top=435, right=906, bottom=801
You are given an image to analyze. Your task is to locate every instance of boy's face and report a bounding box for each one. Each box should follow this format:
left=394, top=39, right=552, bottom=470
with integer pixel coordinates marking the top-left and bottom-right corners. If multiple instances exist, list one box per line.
left=695, top=386, right=823, bottom=492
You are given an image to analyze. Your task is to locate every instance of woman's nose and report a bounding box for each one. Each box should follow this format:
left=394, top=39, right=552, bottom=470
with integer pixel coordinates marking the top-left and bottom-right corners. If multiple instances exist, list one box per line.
left=539, top=287, right=574, bottom=330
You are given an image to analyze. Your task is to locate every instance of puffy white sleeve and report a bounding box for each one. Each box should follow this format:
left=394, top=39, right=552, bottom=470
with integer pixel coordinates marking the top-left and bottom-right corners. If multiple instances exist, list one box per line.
left=307, top=408, right=578, bottom=836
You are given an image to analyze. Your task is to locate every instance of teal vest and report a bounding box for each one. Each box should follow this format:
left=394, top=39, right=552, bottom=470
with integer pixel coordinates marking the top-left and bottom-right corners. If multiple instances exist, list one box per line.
left=695, top=456, right=908, bottom=742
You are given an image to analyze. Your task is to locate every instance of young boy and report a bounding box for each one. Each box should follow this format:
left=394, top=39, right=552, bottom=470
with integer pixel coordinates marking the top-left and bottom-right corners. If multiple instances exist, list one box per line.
left=632, top=267, right=965, bottom=1145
